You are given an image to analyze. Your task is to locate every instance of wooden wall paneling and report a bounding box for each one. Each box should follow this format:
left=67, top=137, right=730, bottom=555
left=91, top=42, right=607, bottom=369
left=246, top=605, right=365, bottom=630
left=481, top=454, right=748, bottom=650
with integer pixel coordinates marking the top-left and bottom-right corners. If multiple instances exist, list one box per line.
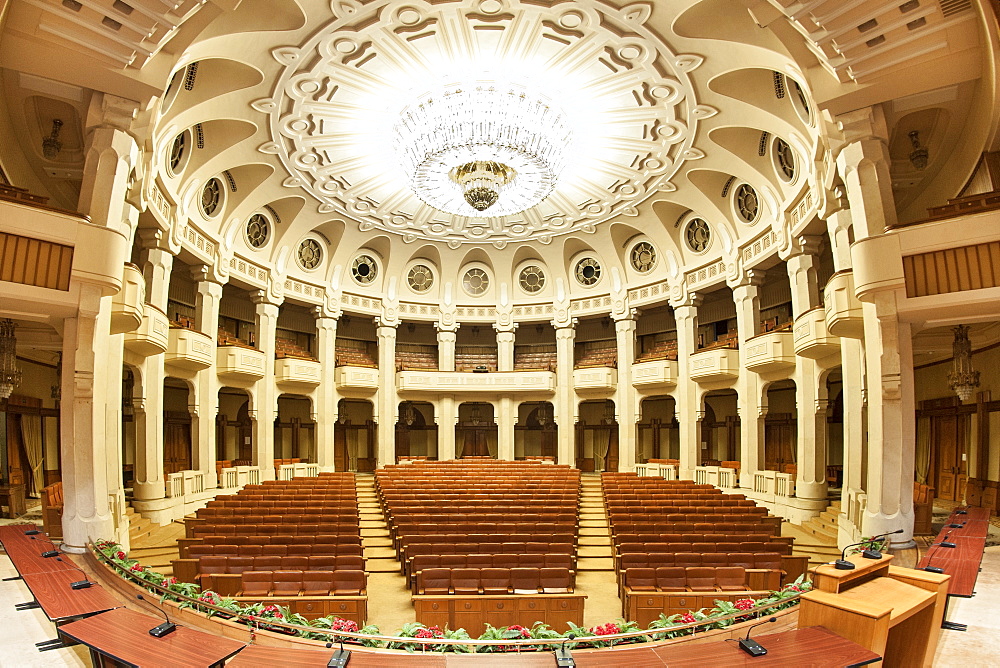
left=0, top=232, right=73, bottom=291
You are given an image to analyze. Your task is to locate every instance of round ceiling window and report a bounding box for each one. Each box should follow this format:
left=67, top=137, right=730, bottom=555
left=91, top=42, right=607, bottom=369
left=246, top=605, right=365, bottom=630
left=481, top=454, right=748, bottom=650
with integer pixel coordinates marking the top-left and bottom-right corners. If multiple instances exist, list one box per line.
left=407, top=264, right=434, bottom=293
left=519, top=265, right=546, bottom=293
left=352, top=254, right=378, bottom=284
left=575, top=257, right=602, bottom=286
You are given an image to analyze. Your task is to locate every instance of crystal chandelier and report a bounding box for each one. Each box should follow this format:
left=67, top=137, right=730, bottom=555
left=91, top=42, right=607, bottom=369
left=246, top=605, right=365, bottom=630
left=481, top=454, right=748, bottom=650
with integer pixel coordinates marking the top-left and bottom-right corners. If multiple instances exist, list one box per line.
left=393, top=82, right=571, bottom=217
left=947, top=324, right=980, bottom=401
left=0, top=319, right=22, bottom=400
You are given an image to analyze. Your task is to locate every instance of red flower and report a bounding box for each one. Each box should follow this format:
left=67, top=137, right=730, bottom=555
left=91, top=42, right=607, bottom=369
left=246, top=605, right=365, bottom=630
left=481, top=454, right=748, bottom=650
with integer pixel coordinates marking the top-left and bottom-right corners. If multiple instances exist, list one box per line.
left=592, top=622, right=620, bottom=636
left=679, top=613, right=696, bottom=624
left=115, top=551, right=126, bottom=560
left=508, top=625, right=531, bottom=638
left=330, top=618, right=359, bottom=633
left=734, top=599, right=755, bottom=611
left=129, top=563, right=146, bottom=572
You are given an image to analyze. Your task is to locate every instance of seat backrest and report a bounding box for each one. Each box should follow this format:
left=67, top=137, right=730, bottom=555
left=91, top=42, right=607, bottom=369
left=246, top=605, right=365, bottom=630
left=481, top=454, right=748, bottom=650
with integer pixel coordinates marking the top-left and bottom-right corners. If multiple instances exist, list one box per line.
left=625, top=567, right=657, bottom=591
left=199, top=556, right=228, bottom=575
left=281, top=556, right=309, bottom=570
left=240, top=570, right=273, bottom=596
left=261, top=544, right=287, bottom=556
left=254, top=556, right=282, bottom=571
left=685, top=567, right=717, bottom=591
left=451, top=568, right=481, bottom=594
left=728, top=553, right=755, bottom=568
left=544, top=554, right=573, bottom=570
left=419, top=568, right=451, bottom=595
left=440, top=555, right=467, bottom=569
left=714, top=566, right=747, bottom=590
left=673, top=553, right=701, bottom=568
left=480, top=568, right=511, bottom=595
left=271, top=570, right=303, bottom=596
left=654, top=567, right=687, bottom=591
left=701, top=553, right=728, bottom=567
left=302, top=571, right=336, bottom=596
left=467, top=554, right=492, bottom=569
left=539, top=567, right=571, bottom=593
left=753, top=553, right=782, bottom=570
left=332, top=570, right=366, bottom=596
left=238, top=544, right=264, bottom=557
left=518, top=553, right=545, bottom=569
left=510, top=567, right=540, bottom=594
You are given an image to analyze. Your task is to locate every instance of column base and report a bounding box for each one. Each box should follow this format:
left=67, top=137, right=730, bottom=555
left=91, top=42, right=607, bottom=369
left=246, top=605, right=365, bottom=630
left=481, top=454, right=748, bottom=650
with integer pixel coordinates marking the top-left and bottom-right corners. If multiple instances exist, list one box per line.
left=861, top=508, right=916, bottom=550
left=61, top=513, right=116, bottom=552
left=131, top=480, right=165, bottom=502
left=794, top=480, right=829, bottom=502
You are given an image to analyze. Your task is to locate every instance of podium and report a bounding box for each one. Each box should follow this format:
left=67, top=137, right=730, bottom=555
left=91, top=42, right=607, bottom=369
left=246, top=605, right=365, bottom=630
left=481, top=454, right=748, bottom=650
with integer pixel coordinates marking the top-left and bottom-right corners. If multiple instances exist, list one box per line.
left=798, top=554, right=949, bottom=667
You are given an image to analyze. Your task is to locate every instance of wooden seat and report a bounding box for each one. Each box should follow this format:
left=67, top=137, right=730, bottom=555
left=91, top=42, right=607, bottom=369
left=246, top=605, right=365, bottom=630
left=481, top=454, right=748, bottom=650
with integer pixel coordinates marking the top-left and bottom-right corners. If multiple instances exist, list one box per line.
left=715, top=567, right=748, bottom=591
left=685, top=567, right=718, bottom=592
left=510, top=567, right=540, bottom=594
left=625, top=568, right=657, bottom=592
left=240, top=571, right=273, bottom=596
left=654, top=567, right=687, bottom=591
left=480, top=568, right=511, bottom=595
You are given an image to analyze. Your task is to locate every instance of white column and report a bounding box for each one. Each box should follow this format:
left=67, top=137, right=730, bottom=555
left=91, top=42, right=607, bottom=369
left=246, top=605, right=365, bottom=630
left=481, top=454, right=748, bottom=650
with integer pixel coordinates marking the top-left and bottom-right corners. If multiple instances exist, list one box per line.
left=133, top=236, right=172, bottom=502
left=252, top=293, right=280, bottom=480
left=436, top=324, right=457, bottom=371
left=733, top=272, right=764, bottom=487
left=785, top=239, right=828, bottom=503
left=192, top=270, right=222, bottom=486
left=614, top=313, right=637, bottom=472
left=497, top=395, right=516, bottom=460
left=376, top=322, right=398, bottom=466
left=837, top=111, right=914, bottom=547
left=553, top=323, right=576, bottom=466
left=314, top=312, right=339, bottom=471
left=60, top=288, right=117, bottom=550
left=437, top=396, right=457, bottom=460
left=671, top=296, right=701, bottom=479
left=496, top=327, right=516, bottom=372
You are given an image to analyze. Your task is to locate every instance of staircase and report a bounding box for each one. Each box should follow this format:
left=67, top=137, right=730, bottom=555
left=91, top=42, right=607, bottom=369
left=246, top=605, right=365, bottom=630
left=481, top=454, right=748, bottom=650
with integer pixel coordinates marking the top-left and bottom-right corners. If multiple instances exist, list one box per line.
left=355, top=473, right=397, bottom=571
left=126, top=505, right=156, bottom=544
left=786, top=499, right=841, bottom=566
left=575, top=473, right=623, bottom=626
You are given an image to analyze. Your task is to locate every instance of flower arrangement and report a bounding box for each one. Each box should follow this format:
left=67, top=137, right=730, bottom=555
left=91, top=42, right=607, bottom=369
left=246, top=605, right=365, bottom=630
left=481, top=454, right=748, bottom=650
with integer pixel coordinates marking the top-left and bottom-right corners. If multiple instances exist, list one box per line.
left=93, top=540, right=812, bottom=653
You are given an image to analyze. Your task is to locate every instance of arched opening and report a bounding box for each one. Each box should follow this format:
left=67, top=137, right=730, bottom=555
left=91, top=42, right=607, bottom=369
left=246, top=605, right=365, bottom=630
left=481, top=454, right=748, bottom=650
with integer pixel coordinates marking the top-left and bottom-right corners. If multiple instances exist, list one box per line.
left=275, top=394, right=315, bottom=463
left=335, top=399, right=375, bottom=472
left=395, top=401, right=437, bottom=462
left=576, top=399, right=618, bottom=472
left=515, top=401, right=556, bottom=461
left=121, top=366, right=137, bottom=488
left=163, top=378, right=192, bottom=475
left=217, top=388, right=252, bottom=465
left=456, top=402, right=497, bottom=458
left=702, top=390, right=738, bottom=467
left=764, top=379, right=797, bottom=473
left=826, top=370, right=844, bottom=489
left=638, top=396, right=678, bottom=463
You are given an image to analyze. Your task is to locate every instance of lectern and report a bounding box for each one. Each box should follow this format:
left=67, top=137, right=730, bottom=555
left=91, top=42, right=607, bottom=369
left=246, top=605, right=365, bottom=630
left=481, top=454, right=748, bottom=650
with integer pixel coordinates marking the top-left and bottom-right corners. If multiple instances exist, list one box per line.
left=798, top=554, right=949, bottom=667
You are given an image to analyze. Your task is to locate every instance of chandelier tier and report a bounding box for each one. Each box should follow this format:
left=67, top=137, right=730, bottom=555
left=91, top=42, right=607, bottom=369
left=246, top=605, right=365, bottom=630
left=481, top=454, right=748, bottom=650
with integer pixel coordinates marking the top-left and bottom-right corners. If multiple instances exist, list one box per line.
left=0, top=319, right=22, bottom=400
left=947, top=324, right=980, bottom=402
left=393, top=82, right=571, bottom=217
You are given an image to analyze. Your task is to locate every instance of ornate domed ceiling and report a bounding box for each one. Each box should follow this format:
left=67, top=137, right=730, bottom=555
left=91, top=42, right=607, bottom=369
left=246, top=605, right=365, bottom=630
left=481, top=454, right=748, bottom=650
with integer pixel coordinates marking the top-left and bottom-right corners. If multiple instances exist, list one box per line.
left=255, top=0, right=713, bottom=247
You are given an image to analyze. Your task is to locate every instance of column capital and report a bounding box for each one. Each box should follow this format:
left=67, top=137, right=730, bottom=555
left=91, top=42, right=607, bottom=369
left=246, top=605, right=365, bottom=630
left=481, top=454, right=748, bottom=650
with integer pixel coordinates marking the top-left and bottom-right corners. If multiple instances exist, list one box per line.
left=313, top=304, right=342, bottom=321
left=251, top=289, right=282, bottom=309
left=87, top=93, right=140, bottom=133
left=669, top=291, right=702, bottom=311
left=493, top=320, right=518, bottom=334
left=376, top=320, right=398, bottom=337
left=552, top=317, right=578, bottom=332
left=436, top=329, right=457, bottom=342
left=780, top=234, right=823, bottom=261
left=729, top=268, right=765, bottom=292
left=192, top=265, right=225, bottom=291
left=613, top=307, right=637, bottom=324
left=137, top=228, right=172, bottom=253
left=614, top=315, right=637, bottom=334
left=435, top=321, right=460, bottom=334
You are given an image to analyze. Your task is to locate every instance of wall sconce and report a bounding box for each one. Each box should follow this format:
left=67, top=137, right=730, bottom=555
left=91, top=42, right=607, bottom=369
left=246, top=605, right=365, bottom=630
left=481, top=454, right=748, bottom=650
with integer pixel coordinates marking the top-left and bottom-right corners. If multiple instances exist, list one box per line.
left=0, top=319, right=22, bottom=400
left=908, top=130, right=928, bottom=170
left=42, top=119, right=63, bottom=159
left=947, top=325, right=980, bottom=401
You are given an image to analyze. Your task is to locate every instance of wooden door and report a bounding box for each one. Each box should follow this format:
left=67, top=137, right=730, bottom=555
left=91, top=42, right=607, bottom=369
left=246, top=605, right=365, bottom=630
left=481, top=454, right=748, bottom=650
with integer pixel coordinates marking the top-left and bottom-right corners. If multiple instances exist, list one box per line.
left=163, top=413, right=192, bottom=475
left=334, top=421, right=348, bottom=471
left=934, top=415, right=960, bottom=501
left=541, top=424, right=557, bottom=460
left=606, top=424, right=619, bottom=472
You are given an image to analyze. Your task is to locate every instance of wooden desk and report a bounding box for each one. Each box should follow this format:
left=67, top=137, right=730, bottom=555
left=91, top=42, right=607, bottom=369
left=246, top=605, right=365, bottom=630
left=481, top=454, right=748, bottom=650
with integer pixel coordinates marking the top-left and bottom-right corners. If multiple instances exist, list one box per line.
left=917, top=509, right=988, bottom=598
left=57, top=607, right=246, bottom=668
left=800, top=555, right=949, bottom=667
left=227, top=626, right=878, bottom=667
left=2, top=535, right=78, bottom=575
left=21, top=566, right=122, bottom=623
left=0, top=484, right=27, bottom=518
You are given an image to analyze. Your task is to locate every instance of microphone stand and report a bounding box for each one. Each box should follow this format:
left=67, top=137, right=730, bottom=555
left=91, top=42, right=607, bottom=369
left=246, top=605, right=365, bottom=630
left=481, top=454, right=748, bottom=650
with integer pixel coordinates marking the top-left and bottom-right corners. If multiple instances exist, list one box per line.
left=136, top=594, right=177, bottom=637
left=326, top=639, right=351, bottom=667
left=738, top=617, right=777, bottom=657
left=555, top=633, right=576, bottom=667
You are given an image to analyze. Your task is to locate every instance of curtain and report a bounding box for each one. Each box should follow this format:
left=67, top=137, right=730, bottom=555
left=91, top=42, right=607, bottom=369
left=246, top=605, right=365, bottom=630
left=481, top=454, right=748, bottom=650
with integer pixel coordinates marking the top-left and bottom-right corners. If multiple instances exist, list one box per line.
left=915, top=415, right=931, bottom=484
left=486, top=432, right=497, bottom=458
left=21, top=414, right=44, bottom=496
left=594, top=425, right=612, bottom=472
left=347, top=428, right=359, bottom=472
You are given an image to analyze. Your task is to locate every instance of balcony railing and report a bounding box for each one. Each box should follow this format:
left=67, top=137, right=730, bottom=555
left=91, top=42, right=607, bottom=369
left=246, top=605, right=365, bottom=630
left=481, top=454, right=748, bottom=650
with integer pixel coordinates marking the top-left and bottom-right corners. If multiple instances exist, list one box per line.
left=824, top=271, right=863, bottom=339
left=110, top=264, right=145, bottom=334
left=689, top=348, right=740, bottom=383
left=631, top=359, right=678, bottom=390
left=166, top=326, right=214, bottom=370
left=124, top=303, right=170, bottom=357
left=793, top=307, right=840, bottom=361
left=744, top=331, right=795, bottom=374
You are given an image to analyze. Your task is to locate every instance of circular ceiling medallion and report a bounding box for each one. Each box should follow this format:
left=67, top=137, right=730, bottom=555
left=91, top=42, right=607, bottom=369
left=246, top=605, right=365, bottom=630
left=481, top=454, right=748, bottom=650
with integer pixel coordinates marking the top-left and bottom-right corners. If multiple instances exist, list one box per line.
left=260, top=0, right=704, bottom=245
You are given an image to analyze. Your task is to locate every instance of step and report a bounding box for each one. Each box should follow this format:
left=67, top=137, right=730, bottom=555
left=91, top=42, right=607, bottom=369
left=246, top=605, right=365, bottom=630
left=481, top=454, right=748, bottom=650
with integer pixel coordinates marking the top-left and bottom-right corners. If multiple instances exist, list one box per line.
left=576, top=557, right=614, bottom=571
left=800, top=520, right=837, bottom=541
left=363, top=537, right=393, bottom=548
left=578, top=527, right=610, bottom=537
left=577, top=546, right=613, bottom=558
left=361, top=527, right=390, bottom=537
left=578, top=536, right=611, bottom=546
left=819, top=510, right=840, bottom=524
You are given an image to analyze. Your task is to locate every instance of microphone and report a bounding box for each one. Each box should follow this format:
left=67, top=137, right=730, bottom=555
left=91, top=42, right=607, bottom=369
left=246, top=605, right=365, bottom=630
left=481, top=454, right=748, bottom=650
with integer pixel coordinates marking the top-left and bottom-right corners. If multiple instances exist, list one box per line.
left=947, top=522, right=966, bottom=529
left=955, top=509, right=968, bottom=515
left=31, top=535, right=60, bottom=558
left=921, top=545, right=946, bottom=574
left=932, top=531, right=957, bottom=549
left=833, top=540, right=868, bottom=570
left=555, top=633, right=576, bottom=667
left=136, top=594, right=176, bottom=637
left=862, top=529, right=904, bottom=559
left=55, top=558, right=94, bottom=589
left=325, top=640, right=351, bottom=667
left=738, top=617, right=777, bottom=657
left=24, top=528, right=40, bottom=535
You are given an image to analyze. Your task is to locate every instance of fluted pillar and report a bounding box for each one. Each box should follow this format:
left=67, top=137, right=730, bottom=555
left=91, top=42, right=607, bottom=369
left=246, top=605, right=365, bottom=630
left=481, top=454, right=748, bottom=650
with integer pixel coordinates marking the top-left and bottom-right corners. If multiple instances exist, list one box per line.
left=614, top=313, right=637, bottom=471
left=437, top=396, right=457, bottom=460
left=376, top=322, right=398, bottom=466
left=733, top=273, right=764, bottom=487
left=192, top=269, right=222, bottom=486
left=497, top=395, right=516, bottom=460
left=496, top=327, right=516, bottom=372
left=553, top=323, right=576, bottom=466
left=671, top=296, right=701, bottom=479
left=785, top=239, right=828, bottom=503
left=252, top=293, right=280, bottom=480
left=436, top=324, right=457, bottom=371
left=133, top=236, right=172, bottom=502
left=314, top=312, right=339, bottom=470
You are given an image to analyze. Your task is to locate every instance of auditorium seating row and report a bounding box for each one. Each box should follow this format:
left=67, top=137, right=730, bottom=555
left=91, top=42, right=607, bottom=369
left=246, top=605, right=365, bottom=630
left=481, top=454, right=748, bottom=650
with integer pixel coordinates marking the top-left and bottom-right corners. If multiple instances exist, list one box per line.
left=618, top=555, right=783, bottom=595
left=334, top=346, right=377, bottom=368
left=609, top=508, right=768, bottom=520
left=573, top=341, right=617, bottom=369
left=636, top=337, right=678, bottom=362
left=605, top=497, right=756, bottom=507
left=615, top=540, right=792, bottom=563
left=393, top=523, right=575, bottom=549
left=189, top=523, right=362, bottom=539
left=409, top=553, right=575, bottom=591
left=402, top=541, right=575, bottom=573
left=609, top=522, right=777, bottom=536
left=625, top=565, right=765, bottom=593
left=513, top=348, right=557, bottom=371
left=613, top=533, right=791, bottom=550
left=238, top=570, right=365, bottom=597
left=390, top=512, right=576, bottom=527
left=196, top=507, right=359, bottom=520
left=172, top=554, right=364, bottom=585
left=698, top=331, right=739, bottom=350
left=206, top=499, right=360, bottom=509
left=181, top=541, right=363, bottom=559
left=275, top=337, right=315, bottom=360
left=416, top=567, right=573, bottom=595
left=395, top=346, right=438, bottom=371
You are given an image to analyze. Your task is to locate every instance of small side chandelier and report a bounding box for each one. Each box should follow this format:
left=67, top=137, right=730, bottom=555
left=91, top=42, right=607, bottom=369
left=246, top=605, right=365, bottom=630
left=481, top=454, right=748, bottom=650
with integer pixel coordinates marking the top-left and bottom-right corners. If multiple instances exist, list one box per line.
left=947, top=324, right=980, bottom=402
left=0, top=319, right=23, bottom=400
left=908, top=130, right=928, bottom=170
left=42, top=119, right=64, bottom=159
left=400, top=402, right=416, bottom=427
